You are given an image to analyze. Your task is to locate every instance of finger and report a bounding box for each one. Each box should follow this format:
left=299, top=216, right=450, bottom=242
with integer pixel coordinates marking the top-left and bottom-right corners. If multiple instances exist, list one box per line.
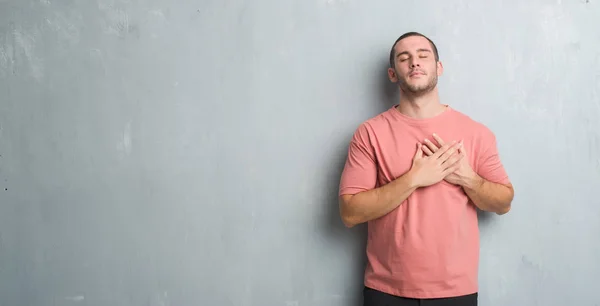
left=421, top=144, right=434, bottom=156
left=442, top=152, right=462, bottom=167
left=432, top=141, right=452, bottom=158
left=443, top=162, right=461, bottom=176
left=444, top=150, right=466, bottom=168
left=457, top=140, right=465, bottom=154
left=432, top=133, right=446, bottom=146
left=415, top=143, right=423, bottom=159
left=436, top=141, right=459, bottom=160
left=441, top=153, right=464, bottom=172
left=442, top=153, right=464, bottom=172
left=423, top=139, right=439, bottom=153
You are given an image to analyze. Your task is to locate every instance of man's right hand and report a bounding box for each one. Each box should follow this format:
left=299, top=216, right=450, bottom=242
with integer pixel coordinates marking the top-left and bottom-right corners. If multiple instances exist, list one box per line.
left=409, top=140, right=464, bottom=188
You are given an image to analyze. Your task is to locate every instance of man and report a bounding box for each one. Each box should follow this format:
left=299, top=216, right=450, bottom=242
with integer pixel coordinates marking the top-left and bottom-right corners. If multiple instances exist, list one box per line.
left=338, top=32, right=514, bottom=306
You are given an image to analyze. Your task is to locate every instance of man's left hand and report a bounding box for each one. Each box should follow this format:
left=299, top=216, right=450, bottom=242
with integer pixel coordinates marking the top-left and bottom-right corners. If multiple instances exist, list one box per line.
left=421, top=133, right=477, bottom=187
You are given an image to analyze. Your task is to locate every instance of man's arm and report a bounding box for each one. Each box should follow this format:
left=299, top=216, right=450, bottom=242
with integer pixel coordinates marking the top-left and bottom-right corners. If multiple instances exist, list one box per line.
left=422, top=131, right=514, bottom=215
left=339, top=130, right=464, bottom=228
left=462, top=174, right=514, bottom=215
left=465, top=128, right=514, bottom=215
left=339, top=171, right=418, bottom=228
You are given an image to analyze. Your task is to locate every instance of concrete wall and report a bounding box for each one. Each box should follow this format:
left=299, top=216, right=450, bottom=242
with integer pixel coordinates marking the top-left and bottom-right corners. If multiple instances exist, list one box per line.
left=1, top=0, right=599, bottom=305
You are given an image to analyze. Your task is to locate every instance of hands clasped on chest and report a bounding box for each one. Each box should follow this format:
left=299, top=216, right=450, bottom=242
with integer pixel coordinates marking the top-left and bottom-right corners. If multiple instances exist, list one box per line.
left=409, top=133, right=477, bottom=188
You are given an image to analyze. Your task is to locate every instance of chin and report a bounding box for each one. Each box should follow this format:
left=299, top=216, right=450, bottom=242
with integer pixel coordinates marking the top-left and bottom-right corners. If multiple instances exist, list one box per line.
left=406, top=84, right=427, bottom=91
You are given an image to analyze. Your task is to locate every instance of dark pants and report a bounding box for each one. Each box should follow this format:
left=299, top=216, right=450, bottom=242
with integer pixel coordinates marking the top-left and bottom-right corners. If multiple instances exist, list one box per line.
left=363, top=286, right=478, bottom=306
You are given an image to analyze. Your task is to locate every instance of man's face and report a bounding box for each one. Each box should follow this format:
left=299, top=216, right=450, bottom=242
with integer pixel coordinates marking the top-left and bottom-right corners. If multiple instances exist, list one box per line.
left=388, top=36, right=443, bottom=95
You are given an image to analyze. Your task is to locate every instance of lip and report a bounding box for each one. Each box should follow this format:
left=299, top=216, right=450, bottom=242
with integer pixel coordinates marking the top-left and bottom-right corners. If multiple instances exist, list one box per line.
left=409, top=71, right=425, bottom=77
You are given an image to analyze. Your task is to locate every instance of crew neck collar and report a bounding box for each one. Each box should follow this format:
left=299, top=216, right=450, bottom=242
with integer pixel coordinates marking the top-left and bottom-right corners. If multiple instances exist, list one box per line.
left=389, top=104, right=453, bottom=126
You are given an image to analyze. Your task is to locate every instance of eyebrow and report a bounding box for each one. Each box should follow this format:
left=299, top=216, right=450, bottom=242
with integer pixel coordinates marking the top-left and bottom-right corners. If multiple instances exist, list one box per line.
left=397, top=48, right=432, bottom=58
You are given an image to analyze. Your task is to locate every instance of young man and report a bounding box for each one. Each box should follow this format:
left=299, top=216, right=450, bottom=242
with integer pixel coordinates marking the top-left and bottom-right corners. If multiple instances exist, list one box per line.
left=338, top=32, right=514, bottom=306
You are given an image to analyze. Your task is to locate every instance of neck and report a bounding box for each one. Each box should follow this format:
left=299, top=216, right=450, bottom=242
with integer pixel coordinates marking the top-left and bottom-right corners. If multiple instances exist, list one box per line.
left=396, top=88, right=446, bottom=119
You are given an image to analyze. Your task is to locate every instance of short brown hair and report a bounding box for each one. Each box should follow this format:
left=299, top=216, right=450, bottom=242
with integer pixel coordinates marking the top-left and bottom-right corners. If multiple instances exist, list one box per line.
left=389, top=32, right=439, bottom=68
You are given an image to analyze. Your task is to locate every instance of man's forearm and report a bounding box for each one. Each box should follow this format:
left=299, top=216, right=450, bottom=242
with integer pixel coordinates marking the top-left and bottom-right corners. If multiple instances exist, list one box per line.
left=462, top=174, right=514, bottom=215
left=340, top=171, right=418, bottom=228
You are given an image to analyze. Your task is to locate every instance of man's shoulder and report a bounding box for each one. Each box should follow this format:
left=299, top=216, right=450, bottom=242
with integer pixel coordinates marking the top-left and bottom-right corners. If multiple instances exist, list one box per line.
left=349, top=108, right=395, bottom=144
left=354, top=108, right=395, bottom=131
left=449, top=107, right=495, bottom=137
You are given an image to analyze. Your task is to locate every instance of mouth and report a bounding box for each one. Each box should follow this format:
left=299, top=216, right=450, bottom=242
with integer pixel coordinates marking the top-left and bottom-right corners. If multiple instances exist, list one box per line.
left=409, top=71, right=425, bottom=77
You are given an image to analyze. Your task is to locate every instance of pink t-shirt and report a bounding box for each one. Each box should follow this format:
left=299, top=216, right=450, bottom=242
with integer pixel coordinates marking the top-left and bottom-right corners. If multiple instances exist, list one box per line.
left=339, top=105, right=510, bottom=299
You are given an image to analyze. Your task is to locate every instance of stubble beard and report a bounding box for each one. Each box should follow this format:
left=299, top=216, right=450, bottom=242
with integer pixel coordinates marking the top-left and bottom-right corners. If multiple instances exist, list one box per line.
left=398, top=70, right=438, bottom=96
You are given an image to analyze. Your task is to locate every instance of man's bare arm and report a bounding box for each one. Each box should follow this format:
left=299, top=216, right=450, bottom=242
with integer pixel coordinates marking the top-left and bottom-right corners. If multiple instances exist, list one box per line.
left=339, top=141, right=463, bottom=228
left=339, top=172, right=418, bottom=228
left=462, top=174, right=514, bottom=215
left=421, top=133, right=514, bottom=215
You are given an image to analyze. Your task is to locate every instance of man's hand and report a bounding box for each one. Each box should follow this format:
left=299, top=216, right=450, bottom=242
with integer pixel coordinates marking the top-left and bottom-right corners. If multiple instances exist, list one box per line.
left=421, top=133, right=514, bottom=215
left=408, top=139, right=464, bottom=188
left=421, top=133, right=478, bottom=187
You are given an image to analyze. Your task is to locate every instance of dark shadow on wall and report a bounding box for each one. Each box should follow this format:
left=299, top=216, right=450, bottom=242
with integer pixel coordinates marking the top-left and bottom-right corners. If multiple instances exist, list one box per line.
left=322, top=137, right=367, bottom=306
left=476, top=207, right=493, bottom=225
left=378, top=58, right=398, bottom=109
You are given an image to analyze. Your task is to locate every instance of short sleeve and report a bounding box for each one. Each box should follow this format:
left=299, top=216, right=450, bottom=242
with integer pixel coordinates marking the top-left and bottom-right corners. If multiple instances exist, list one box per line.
left=338, top=123, right=378, bottom=196
left=476, top=128, right=510, bottom=185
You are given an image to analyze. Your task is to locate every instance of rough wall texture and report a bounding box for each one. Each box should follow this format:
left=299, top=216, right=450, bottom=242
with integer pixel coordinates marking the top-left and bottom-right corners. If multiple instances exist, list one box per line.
left=1, top=0, right=599, bottom=305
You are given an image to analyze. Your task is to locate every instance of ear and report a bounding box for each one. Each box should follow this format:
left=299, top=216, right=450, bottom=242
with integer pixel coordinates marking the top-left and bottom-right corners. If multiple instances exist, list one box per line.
left=436, top=61, right=444, bottom=76
left=388, top=67, right=398, bottom=82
